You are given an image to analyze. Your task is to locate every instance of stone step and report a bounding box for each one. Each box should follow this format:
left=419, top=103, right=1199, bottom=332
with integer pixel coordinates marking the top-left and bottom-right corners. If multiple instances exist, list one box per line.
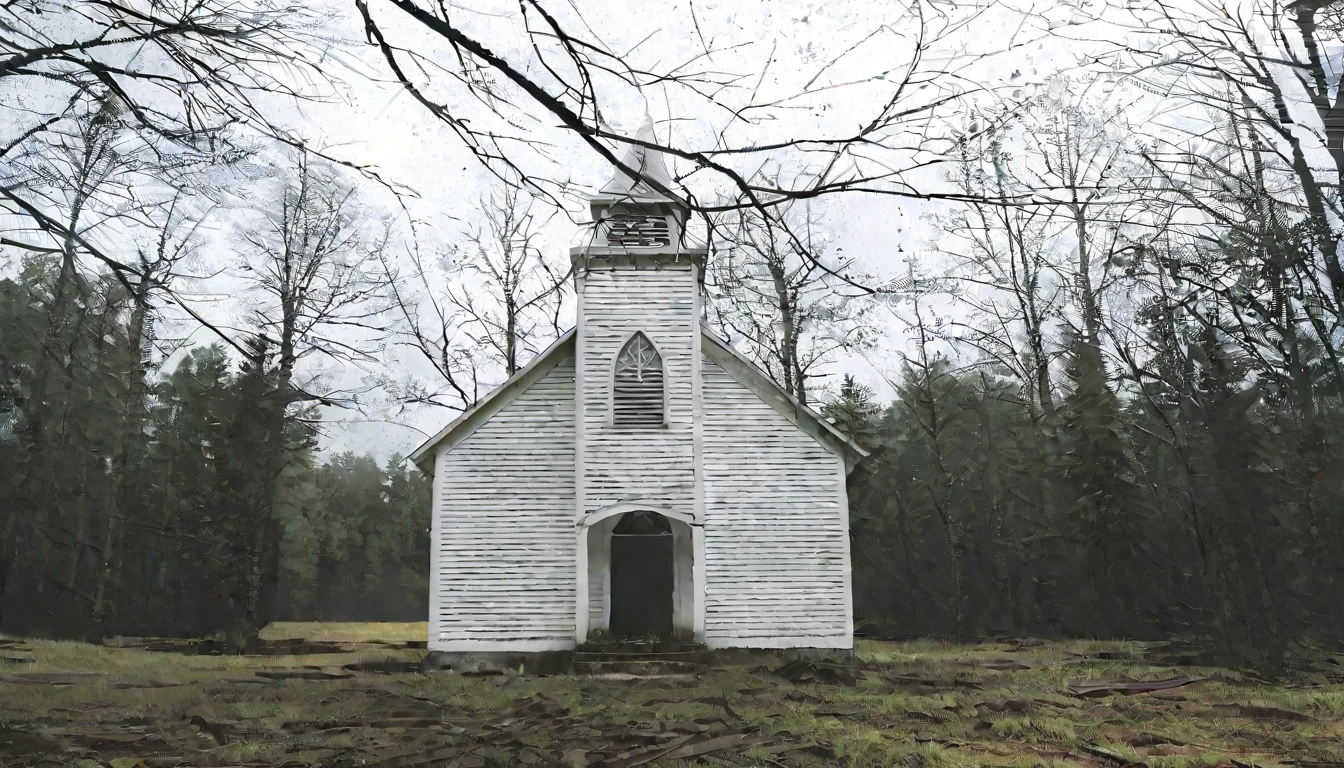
left=573, top=649, right=709, bottom=664
left=577, top=640, right=707, bottom=655
left=572, top=659, right=706, bottom=676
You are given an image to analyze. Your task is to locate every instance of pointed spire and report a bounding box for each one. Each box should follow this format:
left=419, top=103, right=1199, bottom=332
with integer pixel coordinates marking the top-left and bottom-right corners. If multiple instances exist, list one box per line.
left=599, top=112, right=673, bottom=199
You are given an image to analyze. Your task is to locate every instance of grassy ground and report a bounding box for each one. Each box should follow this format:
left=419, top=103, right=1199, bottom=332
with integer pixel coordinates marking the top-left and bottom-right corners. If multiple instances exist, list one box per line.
left=1, top=624, right=1342, bottom=768
left=258, top=623, right=428, bottom=644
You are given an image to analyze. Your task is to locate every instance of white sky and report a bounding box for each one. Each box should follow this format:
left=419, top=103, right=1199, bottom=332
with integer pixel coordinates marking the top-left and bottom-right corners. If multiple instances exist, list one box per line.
left=284, top=0, right=1091, bottom=459
left=7, top=0, right=1337, bottom=461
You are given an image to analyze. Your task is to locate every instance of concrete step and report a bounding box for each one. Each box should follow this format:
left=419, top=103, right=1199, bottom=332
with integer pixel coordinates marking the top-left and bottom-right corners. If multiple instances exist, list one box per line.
left=574, top=641, right=711, bottom=666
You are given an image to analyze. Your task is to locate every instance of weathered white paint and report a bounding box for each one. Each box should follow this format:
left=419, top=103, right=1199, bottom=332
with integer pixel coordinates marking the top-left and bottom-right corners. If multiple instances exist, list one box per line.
left=577, top=502, right=697, bottom=637
left=416, top=136, right=866, bottom=654
left=576, top=261, right=700, bottom=524
left=428, top=449, right=444, bottom=649
left=837, top=456, right=855, bottom=640
left=585, top=515, right=616, bottom=630
left=411, top=330, right=577, bottom=475
left=573, top=272, right=588, bottom=643
left=420, top=322, right=859, bottom=652
left=429, top=354, right=577, bottom=652
left=691, top=524, right=706, bottom=639
left=700, top=355, right=853, bottom=650
left=689, top=263, right=707, bottom=639
left=670, top=520, right=695, bottom=637
left=701, top=331, right=867, bottom=473
left=571, top=254, right=708, bottom=642
left=576, top=501, right=695, bottom=528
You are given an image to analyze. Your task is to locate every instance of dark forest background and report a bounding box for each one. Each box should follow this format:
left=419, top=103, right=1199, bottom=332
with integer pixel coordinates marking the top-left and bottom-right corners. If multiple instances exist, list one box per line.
left=3, top=0, right=1344, bottom=675
left=4, top=230, right=1342, bottom=674
left=0, top=260, right=431, bottom=646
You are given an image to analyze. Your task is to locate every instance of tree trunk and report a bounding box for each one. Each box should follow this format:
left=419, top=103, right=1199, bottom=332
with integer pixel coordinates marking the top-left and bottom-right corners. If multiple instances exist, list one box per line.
left=769, top=257, right=803, bottom=403
left=1073, top=205, right=1101, bottom=347
left=90, top=295, right=150, bottom=641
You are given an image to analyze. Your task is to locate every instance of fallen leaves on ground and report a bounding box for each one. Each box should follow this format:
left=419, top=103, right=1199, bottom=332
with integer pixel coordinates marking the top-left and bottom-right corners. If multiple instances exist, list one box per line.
left=0, top=627, right=1341, bottom=768
left=767, top=658, right=863, bottom=686
left=1067, top=675, right=1209, bottom=698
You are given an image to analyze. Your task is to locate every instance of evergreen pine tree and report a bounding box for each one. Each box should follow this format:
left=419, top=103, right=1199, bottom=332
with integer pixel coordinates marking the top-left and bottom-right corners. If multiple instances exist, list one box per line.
left=822, top=374, right=882, bottom=451
left=1055, top=330, right=1150, bottom=637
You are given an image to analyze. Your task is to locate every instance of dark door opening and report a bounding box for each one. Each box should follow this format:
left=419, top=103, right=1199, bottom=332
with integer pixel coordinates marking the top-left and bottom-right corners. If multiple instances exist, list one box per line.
left=608, top=512, right=674, bottom=639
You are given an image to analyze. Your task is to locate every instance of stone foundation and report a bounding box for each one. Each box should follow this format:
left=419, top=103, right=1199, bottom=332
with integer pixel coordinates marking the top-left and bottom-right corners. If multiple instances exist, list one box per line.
left=420, top=650, right=574, bottom=675
left=421, top=644, right=853, bottom=675
left=711, top=646, right=855, bottom=664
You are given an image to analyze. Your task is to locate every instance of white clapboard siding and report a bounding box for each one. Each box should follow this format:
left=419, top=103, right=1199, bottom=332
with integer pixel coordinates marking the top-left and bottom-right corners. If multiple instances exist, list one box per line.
left=433, top=356, right=576, bottom=649
left=700, top=356, right=851, bottom=648
left=586, top=517, right=614, bottom=628
left=579, top=265, right=697, bottom=519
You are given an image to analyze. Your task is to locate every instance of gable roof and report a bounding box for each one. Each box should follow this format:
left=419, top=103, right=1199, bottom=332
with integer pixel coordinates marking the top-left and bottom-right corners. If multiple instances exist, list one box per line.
left=407, top=324, right=871, bottom=476
left=408, top=329, right=576, bottom=475
left=699, top=330, right=870, bottom=473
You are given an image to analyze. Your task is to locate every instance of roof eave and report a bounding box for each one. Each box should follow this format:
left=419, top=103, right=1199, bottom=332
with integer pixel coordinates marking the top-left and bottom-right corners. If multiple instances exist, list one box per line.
left=699, top=329, right=871, bottom=473
left=569, top=246, right=709, bottom=259
left=407, top=328, right=577, bottom=476
left=588, top=191, right=686, bottom=207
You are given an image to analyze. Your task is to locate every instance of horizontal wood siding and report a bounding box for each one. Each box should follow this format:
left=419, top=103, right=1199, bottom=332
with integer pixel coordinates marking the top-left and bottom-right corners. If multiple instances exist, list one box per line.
left=701, top=356, right=851, bottom=647
left=579, top=265, right=697, bottom=519
left=432, top=357, right=576, bottom=647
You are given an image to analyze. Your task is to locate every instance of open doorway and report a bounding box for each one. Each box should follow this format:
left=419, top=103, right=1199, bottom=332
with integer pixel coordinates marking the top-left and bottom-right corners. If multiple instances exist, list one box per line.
left=608, top=511, right=674, bottom=639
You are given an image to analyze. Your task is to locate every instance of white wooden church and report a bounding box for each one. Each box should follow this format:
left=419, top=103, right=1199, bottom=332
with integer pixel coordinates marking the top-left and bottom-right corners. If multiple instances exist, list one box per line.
left=409, top=119, right=868, bottom=659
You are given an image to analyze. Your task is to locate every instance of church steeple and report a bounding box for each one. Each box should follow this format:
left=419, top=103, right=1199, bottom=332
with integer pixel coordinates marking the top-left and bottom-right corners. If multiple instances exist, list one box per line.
left=599, top=113, right=675, bottom=201
left=581, top=114, right=696, bottom=254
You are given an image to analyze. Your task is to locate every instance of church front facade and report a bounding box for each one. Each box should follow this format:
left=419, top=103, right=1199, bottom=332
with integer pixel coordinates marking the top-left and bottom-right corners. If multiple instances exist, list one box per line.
left=409, top=122, right=867, bottom=655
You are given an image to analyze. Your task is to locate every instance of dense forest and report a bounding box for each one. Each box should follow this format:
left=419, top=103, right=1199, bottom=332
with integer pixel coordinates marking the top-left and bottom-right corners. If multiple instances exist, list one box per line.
left=0, top=257, right=430, bottom=640
left=841, top=329, right=1344, bottom=672
left=3, top=0, right=1344, bottom=672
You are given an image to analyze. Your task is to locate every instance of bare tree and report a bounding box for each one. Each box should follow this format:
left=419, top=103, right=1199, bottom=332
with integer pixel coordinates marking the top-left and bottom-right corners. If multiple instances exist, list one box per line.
left=447, top=186, right=570, bottom=377
left=377, top=244, right=485, bottom=415
left=1022, top=77, right=1150, bottom=351
left=1105, top=0, right=1344, bottom=327
left=239, top=158, right=386, bottom=408
left=0, top=0, right=353, bottom=335
left=931, top=128, right=1066, bottom=417
left=1086, top=0, right=1344, bottom=408
left=707, top=190, right=875, bottom=406
left=378, top=184, right=570, bottom=422
left=352, top=0, right=1033, bottom=294
left=220, top=154, right=386, bottom=648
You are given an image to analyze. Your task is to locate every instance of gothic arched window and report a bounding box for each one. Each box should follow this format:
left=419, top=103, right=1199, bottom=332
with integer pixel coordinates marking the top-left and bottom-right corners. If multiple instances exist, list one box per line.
left=613, top=333, right=665, bottom=426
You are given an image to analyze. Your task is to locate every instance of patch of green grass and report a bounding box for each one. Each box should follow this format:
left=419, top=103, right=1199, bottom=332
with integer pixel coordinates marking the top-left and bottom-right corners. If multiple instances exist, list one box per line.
left=1, top=628, right=1341, bottom=767
left=1286, top=689, right=1344, bottom=717
left=258, top=621, right=427, bottom=643
left=832, top=726, right=894, bottom=767
left=1097, top=739, right=1144, bottom=763
left=992, top=716, right=1033, bottom=740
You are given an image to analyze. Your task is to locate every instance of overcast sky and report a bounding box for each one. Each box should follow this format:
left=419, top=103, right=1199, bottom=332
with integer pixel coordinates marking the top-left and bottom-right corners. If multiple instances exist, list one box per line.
left=258, top=0, right=1119, bottom=460
left=13, top=0, right=1325, bottom=463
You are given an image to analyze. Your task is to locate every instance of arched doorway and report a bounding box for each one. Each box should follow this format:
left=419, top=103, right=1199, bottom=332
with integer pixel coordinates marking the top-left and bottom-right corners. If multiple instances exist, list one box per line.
left=608, top=511, right=674, bottom=639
